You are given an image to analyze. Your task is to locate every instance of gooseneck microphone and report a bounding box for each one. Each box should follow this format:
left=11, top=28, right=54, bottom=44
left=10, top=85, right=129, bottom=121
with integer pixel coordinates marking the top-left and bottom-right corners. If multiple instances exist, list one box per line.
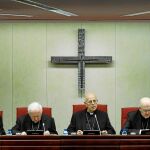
left=95, top=114, right=101, bottom=135
left=42, top=123, right=45, bottom=132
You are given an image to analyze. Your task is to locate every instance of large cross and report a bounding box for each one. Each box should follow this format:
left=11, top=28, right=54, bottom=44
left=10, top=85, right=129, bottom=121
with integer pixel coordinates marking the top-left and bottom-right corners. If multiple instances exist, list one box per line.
left=51, top=29, right=112, bottom=97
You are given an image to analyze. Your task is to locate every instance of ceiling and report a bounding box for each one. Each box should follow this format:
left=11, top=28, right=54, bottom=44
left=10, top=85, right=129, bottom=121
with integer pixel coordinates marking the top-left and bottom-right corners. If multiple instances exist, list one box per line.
left=0, top=0, right=150, bottom=20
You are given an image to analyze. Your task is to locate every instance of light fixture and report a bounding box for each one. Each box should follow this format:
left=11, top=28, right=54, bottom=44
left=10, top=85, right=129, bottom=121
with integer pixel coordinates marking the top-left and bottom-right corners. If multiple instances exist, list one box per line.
left=12, top=0, right=78, bottom=16
left=124, top=11, right=150, bottom=17
left=0, top=13, right=32, bottom=17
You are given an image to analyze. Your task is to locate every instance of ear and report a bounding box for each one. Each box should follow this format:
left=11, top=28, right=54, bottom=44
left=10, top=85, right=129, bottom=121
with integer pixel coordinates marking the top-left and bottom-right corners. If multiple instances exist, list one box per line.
left=84, top=102, right=88, bottom=107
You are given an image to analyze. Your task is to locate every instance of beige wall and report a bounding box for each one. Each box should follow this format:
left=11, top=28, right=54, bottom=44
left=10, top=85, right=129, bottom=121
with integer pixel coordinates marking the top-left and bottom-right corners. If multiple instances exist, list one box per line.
left=0, top=21, right=150, bottom=134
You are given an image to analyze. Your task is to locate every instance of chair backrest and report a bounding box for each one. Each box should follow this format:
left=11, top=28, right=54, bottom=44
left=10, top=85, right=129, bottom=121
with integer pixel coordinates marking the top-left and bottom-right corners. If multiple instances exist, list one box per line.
left=0, top=111, right=3, bottom=118
left=121, top=107, right=139, bottom=128
left=73, top=104, right=107, bottom=113
left=16, top=107, right=52, bottom=119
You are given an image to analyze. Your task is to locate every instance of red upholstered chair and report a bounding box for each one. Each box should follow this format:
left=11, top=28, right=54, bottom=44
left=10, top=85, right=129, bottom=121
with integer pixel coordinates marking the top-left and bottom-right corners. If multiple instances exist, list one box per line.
left=73, top=104, right=107, bottom=113
left=0, top=111, right=2, bottom=118
left=16, top=107, right=52, bottom=119
left=121, top=107, right=139, bottom=128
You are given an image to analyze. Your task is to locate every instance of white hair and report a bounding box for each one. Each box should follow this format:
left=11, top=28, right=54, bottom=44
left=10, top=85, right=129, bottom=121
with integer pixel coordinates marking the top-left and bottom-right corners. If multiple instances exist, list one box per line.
left=140, top=97, right=150, bottom=107
left=28, top=102, right=43, bottom=113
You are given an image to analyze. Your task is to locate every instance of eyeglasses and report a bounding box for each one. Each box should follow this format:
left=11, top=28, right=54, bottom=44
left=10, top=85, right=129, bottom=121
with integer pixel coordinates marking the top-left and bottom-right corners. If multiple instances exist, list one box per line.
left=86, top=99, right=98, bottom=104
left=141, top=109, right=150, bottom=113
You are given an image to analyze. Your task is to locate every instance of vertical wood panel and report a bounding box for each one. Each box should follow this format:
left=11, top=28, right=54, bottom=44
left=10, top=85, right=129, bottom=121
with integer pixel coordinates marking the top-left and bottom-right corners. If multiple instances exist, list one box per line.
left=116, top=22, right=150, bottom=133
left=0, top=23, right=13, bottom=130
left=12, top=23, right=47, bottom=124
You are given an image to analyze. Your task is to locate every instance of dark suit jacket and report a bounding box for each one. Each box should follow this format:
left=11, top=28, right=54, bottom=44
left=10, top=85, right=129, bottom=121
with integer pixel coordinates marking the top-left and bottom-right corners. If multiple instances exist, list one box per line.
left=123, top=110, right=150, bottom=134
left=67, top=109, right=116, bottom=134
left=124, top=110, right=150, bottom=129
left=12, top=114, right=57, bottom=135
left=0, top=117, right=5, bottom=135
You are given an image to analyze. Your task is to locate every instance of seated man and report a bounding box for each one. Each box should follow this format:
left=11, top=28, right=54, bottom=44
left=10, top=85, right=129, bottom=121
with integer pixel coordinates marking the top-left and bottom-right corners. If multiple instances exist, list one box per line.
left=0, top=116, right=5, bottom=135
left=12, top=102, right=57, bottom=135
left=67, top=92, right=116, bottom=135
left=123, top=97, right=150, bottom=134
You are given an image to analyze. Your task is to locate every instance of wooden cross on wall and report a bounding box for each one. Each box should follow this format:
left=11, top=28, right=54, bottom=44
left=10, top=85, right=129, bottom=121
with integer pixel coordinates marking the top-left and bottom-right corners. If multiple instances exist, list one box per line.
left=51, top=29, right=112, bottom=97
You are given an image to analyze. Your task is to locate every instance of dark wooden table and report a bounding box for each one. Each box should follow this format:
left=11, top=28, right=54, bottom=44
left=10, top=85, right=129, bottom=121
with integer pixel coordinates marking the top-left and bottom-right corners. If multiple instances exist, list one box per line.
left=0, top=135, right=150, bottom=150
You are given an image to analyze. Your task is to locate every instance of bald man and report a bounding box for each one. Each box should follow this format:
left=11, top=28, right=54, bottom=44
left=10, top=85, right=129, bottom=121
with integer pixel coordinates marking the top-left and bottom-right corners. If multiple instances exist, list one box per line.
left=123, top=97, right=150, bottom=134
left=67, top=93, right=116, bottom=135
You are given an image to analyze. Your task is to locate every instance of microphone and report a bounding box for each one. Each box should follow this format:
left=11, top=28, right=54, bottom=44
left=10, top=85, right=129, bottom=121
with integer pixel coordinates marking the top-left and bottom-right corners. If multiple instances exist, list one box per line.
left=94, top=114, right=101, bottom=135
left=43, top=123, right=45, bottom=132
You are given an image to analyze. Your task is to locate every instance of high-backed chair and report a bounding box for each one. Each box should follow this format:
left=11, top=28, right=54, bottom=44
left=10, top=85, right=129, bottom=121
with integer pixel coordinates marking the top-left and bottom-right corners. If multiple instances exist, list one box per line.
left=16, top=107, right=52, bottom=119
left=121, top=107, right=139, bottom=128
left=0, top=111, right=2, bottom=118
left=73, top=104, right=107, bottom=113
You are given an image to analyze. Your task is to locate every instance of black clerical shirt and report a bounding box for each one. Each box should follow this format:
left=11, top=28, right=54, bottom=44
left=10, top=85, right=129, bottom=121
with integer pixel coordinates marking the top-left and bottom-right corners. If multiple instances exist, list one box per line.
left=140, top=114, right=150, bottom=129
left=86, top=112, right=99, bottom=130
left=32, top=121, right=40, bottom=130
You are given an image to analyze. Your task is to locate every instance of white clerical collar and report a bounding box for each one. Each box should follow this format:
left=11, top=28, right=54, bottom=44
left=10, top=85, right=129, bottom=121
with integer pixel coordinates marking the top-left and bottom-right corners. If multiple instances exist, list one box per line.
left=87, top=111, right=94, bottom=115
left=89, top=112, right=94, bottom=115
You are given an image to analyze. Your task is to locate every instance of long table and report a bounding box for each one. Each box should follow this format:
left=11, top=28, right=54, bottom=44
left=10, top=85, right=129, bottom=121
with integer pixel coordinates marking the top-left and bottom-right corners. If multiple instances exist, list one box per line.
left=0, top=135, right=150, bottom=150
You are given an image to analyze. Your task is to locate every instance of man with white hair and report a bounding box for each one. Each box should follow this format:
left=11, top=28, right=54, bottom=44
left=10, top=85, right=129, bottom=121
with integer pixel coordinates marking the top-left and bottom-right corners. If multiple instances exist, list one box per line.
left=12, top=102, right=57, bottom=135
left=123, top=97, right=150, bottom=133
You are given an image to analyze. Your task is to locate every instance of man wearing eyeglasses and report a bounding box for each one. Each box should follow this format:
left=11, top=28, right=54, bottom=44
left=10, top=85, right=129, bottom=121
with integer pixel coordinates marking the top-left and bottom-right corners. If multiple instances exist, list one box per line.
left=123, top=97, right=150, bottom=134
left=67, top=92, right=116, bottom=135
